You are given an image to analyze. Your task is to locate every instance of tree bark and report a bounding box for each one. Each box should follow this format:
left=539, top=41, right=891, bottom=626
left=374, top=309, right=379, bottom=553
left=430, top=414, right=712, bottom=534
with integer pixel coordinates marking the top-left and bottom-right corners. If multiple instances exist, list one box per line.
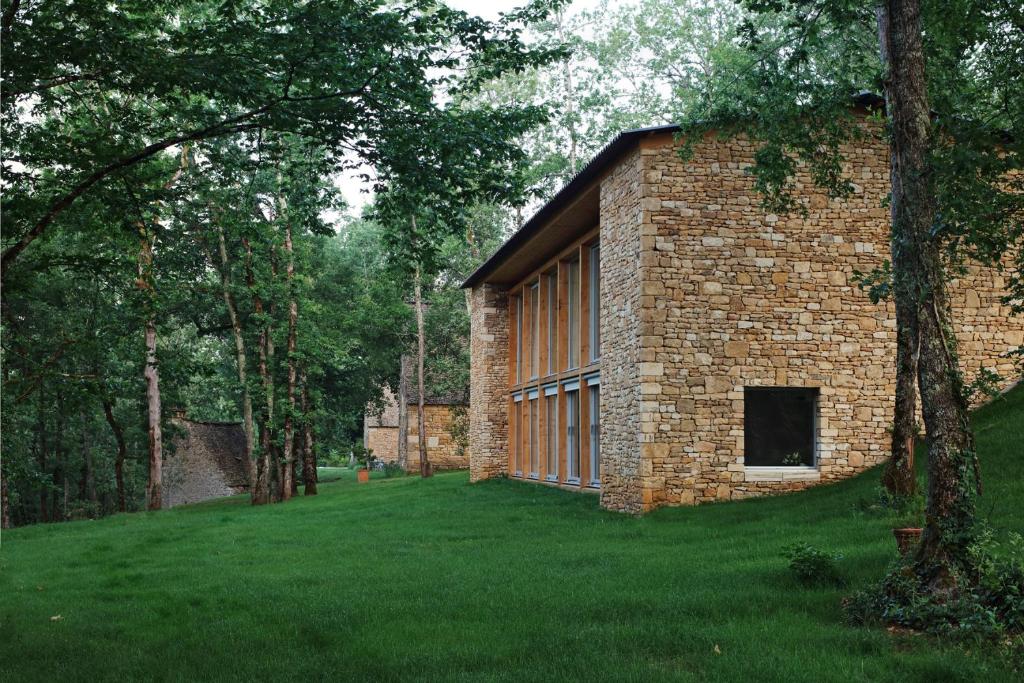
left=885, top=0, right=978, bottom=589
left=143, top=312, right=163, bottom=511
left=414, top=260, right=431, bottom=478
left=280, top=197, right=298, bottom=502
left=0, top=454, right=10, bottom=530
left=244, top=236, right=272, bottom=505
left=877, top=4, right=918, bottom=497
left=37, top=395, right=49, bottom=523
left=101, top=396, right=128, bottom=512
left=214, top=221, right=255, bottom=486
left=397, top=354, right=410, bottom=472
left=301, top=372, right=317, bottom=495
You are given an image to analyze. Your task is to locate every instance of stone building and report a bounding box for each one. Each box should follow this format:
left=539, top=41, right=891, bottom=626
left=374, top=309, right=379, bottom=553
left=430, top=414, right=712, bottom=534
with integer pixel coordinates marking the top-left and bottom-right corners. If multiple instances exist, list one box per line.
left=163, top=417, right=250, bottom=508
left=463, top=102, right=1021, bottom=514
left=363, top=387, right=469, bottom=471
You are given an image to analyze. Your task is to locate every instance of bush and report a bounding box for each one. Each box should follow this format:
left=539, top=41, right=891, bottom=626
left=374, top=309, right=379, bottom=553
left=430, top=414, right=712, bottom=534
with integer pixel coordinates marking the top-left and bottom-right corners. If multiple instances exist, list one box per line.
left=783, top=543, right=845, bottom=587
left=845, top=528, right=1024, bottom=645
left=381, top=462, right=406, bottom=478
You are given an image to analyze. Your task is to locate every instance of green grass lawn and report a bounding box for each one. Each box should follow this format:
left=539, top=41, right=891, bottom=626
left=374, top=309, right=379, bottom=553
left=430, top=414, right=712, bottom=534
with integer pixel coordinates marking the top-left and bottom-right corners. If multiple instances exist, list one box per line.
left=2, top=388, right=1022, bottom=682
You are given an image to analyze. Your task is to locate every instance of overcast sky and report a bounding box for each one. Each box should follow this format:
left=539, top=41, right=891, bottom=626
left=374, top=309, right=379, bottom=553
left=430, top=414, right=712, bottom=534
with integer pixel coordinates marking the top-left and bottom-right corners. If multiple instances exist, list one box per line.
left=335, top=0, right=606, bottom=218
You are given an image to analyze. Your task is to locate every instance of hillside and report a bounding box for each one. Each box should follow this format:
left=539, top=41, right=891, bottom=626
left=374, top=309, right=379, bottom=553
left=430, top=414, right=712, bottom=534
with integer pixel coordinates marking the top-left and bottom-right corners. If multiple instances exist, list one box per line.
left=2, top=386, right=1022, bottom=682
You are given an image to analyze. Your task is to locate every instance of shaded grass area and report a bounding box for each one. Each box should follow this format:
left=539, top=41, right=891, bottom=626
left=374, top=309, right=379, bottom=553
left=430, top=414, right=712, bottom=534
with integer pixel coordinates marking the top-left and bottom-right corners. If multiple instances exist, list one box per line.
left=2, top=387, right=1022, bottom=682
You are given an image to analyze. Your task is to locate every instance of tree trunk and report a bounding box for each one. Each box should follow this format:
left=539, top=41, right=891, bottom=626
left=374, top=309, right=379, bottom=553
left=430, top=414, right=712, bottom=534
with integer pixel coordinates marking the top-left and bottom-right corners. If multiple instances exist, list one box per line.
left=877, top=4, right=918, bottom=498
left=280, top=204, right=297, bottom=502
left=37, top=395, right=49, bottom=523
left=102, top=396, right=128, bottom=512
left=215, top=221, right=255, bottom=485
left=414, top=261, right=431, bottom=478
left=268, top=250, right=280, bottom=501
left=885, top=0, right=978, bottom=589
left=244, top=236, right=272, bottom=505
left=301, top=372, right=317, bottom=495
left=79, top=409, right=97, bottom=505
left=0, top=455, right=10, bottom=530
left=143, top=313, right=163, bottom=511
left=397, top=354, right=410, bottom=472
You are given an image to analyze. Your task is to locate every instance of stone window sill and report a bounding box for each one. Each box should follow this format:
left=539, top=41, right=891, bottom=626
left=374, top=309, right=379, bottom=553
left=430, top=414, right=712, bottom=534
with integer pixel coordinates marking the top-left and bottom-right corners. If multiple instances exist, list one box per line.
left=744, top=466, right=821, bottom=482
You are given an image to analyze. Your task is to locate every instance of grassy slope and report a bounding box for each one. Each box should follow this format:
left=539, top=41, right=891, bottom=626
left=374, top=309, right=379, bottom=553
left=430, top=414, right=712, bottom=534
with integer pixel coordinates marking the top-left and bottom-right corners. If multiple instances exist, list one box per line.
left=2, top=387, right=1022, bottom=682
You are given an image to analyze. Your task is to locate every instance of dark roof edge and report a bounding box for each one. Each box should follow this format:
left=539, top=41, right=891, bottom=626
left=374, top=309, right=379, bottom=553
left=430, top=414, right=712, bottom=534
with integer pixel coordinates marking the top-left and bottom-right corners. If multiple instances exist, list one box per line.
left=461, top=123, right=680, bottom=289
left=461, top=92, right=886, bottom=290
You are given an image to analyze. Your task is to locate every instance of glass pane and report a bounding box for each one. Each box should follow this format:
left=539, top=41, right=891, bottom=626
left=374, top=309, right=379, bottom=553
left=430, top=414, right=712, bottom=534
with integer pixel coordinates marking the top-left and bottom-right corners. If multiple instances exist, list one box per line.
left=530, top=282, right=540, bottom=378
left=590, top=245, right=600, bottom=361
left=513, top=401, right=522, bottom=475
left=589, top=385, right=600, bottom=483
left=515, top=296, right=523, bottom=383
left=529, top=398, right=539, bottom=476
left=546, top=394, right=557, bottom=478
left=567, top=260, right=579, bottom=369
left=547, top=272, right=556, bottom=375
left=566, top=390, right=579, bottom=480
left=743, top=388, right=817, bottom=466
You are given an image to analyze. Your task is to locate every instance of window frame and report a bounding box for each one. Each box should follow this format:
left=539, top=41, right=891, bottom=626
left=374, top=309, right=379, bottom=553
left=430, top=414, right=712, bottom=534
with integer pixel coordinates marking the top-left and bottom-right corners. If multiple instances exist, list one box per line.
left=587, top=380, right=600, bottom=488
left=588, top=242, right=600, bottom=363
left=742, top=386, right=819, bottom=469
left=566, top=258, right=580, bottom=371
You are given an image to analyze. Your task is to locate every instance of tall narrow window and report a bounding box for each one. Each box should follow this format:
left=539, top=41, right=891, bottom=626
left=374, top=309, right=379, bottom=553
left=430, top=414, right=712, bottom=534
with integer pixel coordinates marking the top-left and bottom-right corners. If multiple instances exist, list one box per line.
left=515, top=295, right=523, bottom=383
left=529, top=395, right=539, bottom=478
left=512, top=396, right=523, bottom=476
left=545, top=392, right=558, bottom=480
left=546, top=271, right=557, bottom=376
left=530, top=281, right=540, bottom=378
left=565, top=389, right=580, bottom=482
left=589, top=243, right=601, bottom=362
left=588, top=384, right=600, bottom=486
left=567, top=259, right=580, bottom=370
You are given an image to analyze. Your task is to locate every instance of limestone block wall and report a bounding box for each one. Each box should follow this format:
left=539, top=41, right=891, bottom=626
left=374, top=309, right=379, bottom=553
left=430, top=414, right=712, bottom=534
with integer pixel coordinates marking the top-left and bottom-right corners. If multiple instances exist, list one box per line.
left=632, top=122, right=1021, bottom=509
left=404, top=405, right=468, bottom=470
left=365, top=426, right=399, bottom=463
left=469, top=283, right=510, bottom=481
left=597, top=148, right=649, bottom=513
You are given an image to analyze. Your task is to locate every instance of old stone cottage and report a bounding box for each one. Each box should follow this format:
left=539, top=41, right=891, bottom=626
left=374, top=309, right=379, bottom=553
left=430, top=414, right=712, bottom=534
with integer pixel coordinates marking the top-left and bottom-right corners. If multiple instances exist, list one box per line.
left=463, top=101, right=1021, bottom=514
left=364, top=387, right=469, bottom=471
left=163, top=417, right=250, bottom=508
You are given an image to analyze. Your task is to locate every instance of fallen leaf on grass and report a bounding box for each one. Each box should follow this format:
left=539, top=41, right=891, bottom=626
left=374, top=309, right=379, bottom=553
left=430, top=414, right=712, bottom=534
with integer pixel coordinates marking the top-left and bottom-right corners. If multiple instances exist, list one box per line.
left=50, top=615, right=62, bottom=622
left=713, top=644, right=721, bottom=655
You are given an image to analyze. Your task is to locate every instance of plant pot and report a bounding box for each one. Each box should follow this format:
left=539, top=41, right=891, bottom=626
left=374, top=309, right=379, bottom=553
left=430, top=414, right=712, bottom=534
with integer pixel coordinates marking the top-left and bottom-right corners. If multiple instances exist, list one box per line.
left=357, top=468, right=370, bottom=484
left=893, top=527, right=922, bottom=556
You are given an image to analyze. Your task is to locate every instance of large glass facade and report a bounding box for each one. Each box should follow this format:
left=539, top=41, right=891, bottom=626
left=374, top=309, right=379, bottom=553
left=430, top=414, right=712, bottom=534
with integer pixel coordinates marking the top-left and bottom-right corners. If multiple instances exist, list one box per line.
left=588, top=384, right=600, bottom=486
left=530, top=281, right=540, bottom=379
left=565, top=389, right=580, bottom=482
left=567, top=259, right=580, bottom=370
left=589, top=244, right=600, bottom=362
left=545, top=392, right=558, bottom=480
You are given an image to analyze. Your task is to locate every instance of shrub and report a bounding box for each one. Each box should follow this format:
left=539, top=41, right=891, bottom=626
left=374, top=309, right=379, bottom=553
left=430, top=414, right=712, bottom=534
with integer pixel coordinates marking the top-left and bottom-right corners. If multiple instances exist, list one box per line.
left=381, top=462, right=406, bottom=478
left=845, top=528, right=1024, bottom=645
left=783, top=543, right=845, bottom=587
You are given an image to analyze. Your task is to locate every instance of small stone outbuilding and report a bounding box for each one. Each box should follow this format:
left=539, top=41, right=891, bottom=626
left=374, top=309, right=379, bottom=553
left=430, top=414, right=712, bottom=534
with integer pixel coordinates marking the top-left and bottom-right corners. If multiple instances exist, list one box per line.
left=364, top=387, right=469, bottom=472
left=163, top=418, right=250, bottom=508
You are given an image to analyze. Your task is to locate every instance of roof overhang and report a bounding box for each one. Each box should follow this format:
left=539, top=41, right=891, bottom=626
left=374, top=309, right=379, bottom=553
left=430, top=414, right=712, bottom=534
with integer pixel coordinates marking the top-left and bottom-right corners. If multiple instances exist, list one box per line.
left=461, top=123, right=680, bottom=289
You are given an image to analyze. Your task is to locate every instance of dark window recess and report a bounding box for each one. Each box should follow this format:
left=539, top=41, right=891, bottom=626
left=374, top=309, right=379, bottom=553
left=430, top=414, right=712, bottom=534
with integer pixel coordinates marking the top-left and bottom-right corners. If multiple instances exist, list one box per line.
left=744, top=387, right=818, bottom=467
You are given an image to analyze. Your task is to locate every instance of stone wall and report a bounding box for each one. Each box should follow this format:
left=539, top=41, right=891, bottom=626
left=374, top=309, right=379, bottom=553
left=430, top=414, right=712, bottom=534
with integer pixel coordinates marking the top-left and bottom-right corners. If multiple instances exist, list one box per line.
left=163, top=420, right=249, bottom=508
left=369, top=405, right=468, bottom=471
left=365, top=425, right=399, bottom=464
left=469, top=283, right=510, bottom=481
left=597, top=148, right=649, bottom=513
left=629, top=120, right=1021, bottom=510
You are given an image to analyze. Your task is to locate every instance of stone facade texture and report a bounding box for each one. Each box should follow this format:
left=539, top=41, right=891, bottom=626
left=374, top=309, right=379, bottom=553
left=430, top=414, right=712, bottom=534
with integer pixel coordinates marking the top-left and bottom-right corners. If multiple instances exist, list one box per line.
left=163, top=419, right=250, bottom=508
left=363, top=387, right=468, bottom=471
left=469, top=283, right=510, bottom=482
left=468, top=117, right=1021, bottom=513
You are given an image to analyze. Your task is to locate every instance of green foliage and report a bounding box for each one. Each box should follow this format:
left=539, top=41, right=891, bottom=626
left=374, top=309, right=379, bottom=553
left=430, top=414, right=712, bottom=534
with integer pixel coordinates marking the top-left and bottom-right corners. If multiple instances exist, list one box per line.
left=783, top=542, right=846, bottom=587
left=846, top=528, right=1024, bottom=645
left=381, top=462, right=406, bottom=479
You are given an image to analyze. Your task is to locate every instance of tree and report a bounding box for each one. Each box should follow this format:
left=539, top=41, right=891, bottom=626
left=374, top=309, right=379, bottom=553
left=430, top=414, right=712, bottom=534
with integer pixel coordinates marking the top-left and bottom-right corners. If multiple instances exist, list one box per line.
left=681, top=0, right=1023, bottom=594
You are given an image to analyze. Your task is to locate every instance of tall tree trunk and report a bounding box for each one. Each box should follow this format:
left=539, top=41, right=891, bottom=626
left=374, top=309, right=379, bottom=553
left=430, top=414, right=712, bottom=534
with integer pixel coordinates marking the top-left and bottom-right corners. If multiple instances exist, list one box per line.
left=397, top=354, right=410, bottom=471
left=142, top=310, right=163, bottom=511
left=268, top=250, right=280, bottom=501
left=414, top=261, right=431, bottom=478
left=885, top=0, right=978, bottom=590
left=79, top=409, right=97, bottom=505
left=557, top=11, right=578, bottom=175
left=877, top=4, right=918, bottom=497
left=280, top=205, right=297, bottom=502
left=102, top=396, right=128, bottom=512
left=0, top=455, right=10, bottom=530
left=37, top=395, right=49, bottom=523
left=244, top=237, right=272, bottom=505
left=214, top=221, right=255, bottom=485
left=301, top=371, right=317, bottom=495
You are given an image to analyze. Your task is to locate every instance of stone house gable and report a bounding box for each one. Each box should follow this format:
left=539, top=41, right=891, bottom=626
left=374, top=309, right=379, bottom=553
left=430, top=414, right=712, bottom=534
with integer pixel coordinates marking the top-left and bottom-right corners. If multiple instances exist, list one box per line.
left=464, top=109, right=1022, bottom=514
